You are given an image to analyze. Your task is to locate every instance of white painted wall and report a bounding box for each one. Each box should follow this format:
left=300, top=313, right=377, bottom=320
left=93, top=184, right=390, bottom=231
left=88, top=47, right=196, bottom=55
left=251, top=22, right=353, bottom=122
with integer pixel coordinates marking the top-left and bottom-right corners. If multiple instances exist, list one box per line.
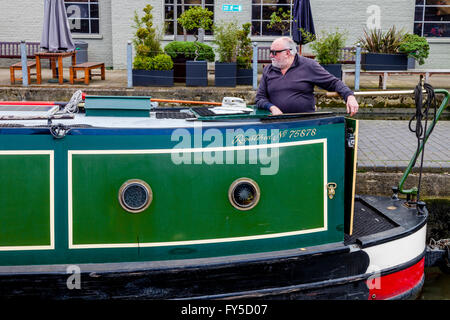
left=0, top=0, right=448, bottom=69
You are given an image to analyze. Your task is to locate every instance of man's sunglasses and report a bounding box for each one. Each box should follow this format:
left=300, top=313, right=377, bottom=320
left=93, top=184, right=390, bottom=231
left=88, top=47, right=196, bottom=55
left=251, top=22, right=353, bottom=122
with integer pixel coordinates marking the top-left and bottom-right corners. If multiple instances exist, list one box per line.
left=269, top=48, right=291, bottom=56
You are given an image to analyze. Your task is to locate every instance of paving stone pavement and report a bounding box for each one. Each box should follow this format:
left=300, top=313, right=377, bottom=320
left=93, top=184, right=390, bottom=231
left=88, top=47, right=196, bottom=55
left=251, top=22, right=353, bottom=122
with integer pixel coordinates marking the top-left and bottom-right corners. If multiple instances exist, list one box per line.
left=357, top=120, right=449, bottom=171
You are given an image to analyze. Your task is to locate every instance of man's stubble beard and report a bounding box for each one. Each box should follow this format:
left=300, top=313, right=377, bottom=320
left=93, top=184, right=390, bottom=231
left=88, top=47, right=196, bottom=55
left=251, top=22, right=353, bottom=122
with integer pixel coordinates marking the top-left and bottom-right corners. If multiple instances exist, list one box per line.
left=271, top=58, right=289, bottom=69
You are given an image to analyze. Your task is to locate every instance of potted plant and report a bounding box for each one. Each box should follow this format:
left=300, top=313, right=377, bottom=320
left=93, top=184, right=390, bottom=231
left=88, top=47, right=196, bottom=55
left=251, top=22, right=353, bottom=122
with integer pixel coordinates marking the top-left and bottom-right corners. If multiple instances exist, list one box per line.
left=164, top=41, right=215, bottom=83
left=236, top=23, right=253, bottom=85
left=177, top=7, right=214, bottom=86
left=132, top=5, right=174, bottom=86
left=308, top=29, right=347, bottom=80
left=398, top=33, right=430, bottom=69
left=267, top=8, right=291, bottom=36
left=212, top=20, right=240, bottom=87
left=358, top=26, right=408, bottom=71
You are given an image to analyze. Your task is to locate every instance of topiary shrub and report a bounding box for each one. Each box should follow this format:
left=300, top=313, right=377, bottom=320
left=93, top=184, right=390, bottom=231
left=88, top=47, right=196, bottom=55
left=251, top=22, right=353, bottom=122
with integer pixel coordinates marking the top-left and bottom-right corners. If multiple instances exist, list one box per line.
left=399, top=33, right=430, bottom=65
left=132, top=4, right=172, bottom=71
left=164, top=41, right=215, bottom=61
left=177, top=7, right=214, bottom=61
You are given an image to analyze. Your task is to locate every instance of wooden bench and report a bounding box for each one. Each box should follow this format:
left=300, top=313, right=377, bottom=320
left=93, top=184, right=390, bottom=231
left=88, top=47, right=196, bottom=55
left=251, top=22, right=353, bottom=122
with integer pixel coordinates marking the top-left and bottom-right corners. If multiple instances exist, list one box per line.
left=70, top=62, right=105, bottom=85
left=342, top=69, right=450, bottom=89
left=254, top=46, right=316, bottom=70
left=10, top=61, right=36, bottom=84
left=0, top=41, right=40, bottom=59
left=254, top=46, right=353, bottom=66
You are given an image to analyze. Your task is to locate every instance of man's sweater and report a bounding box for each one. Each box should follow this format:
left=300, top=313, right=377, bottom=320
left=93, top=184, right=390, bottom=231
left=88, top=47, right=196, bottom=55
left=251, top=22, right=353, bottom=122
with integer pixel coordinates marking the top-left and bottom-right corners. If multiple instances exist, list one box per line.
left=255, top=54, right=354, bottom=113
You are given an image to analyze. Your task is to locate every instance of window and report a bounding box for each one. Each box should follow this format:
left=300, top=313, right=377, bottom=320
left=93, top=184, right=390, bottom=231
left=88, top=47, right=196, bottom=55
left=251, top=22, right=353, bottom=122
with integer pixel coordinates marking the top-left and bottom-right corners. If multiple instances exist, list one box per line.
left=414, top=0, right=450, bottom=37
left=64, top=0, right=99, bottom=34
left=252, top=0, right=293, bottom=36
left=164, top=0, right=214, bottom=36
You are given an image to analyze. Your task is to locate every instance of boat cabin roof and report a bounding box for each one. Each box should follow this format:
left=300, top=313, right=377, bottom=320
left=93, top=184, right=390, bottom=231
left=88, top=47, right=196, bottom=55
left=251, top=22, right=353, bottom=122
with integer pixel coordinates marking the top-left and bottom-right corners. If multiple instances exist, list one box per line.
left=0, top=104, right=338, bottom=129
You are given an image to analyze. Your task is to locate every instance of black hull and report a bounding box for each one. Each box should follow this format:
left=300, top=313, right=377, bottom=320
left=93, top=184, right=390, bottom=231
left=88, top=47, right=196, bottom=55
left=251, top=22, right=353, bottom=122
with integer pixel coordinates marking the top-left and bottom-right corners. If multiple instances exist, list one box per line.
left=0, top=195, right=427, bottom=300
left=0, top=244, right=370, bottom=300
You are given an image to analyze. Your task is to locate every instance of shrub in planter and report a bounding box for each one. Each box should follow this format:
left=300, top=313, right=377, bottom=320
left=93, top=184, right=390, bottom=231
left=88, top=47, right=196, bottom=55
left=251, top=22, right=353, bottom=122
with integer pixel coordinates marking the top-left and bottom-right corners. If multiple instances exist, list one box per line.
left=236, top=23, right=253, bottom=85
left=132, top=5, right=173, bottom=86
left=177, top=7, right=214, bottom=86
left=212, top=20, right=240, bottom=87
left=358, top=26, right=408, bottom=70
left=309, top=29, right=347, bottom=80
left=133, top=54, right=174, bottom=86
left=398, top=33, right=430, bottom=66
left=267, top=8, right=291, bottom=36
left=164, top=41, right=215, bottom=83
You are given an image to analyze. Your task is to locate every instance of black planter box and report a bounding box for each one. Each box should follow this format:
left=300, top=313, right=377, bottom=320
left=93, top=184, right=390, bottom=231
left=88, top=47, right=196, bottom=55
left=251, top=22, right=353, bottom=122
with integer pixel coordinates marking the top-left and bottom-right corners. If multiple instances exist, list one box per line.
left=237, top=68, right=253, bottom=85
left=361, top=53, right=408, bottom=71
left=321, top=64, right=342, bottom=80
left=186, top=61, right=208, bottom=86
left=173, top=57, right=187, bottom=83
left=132, top=69, right=174, bottom=87
left=215, top=62, right=236, bottom=87
left=407, top=57, right=416, bottom=70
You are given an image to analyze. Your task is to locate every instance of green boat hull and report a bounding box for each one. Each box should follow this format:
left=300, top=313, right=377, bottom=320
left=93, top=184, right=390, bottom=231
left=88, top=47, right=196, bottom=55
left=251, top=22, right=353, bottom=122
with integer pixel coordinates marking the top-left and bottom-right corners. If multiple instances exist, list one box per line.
left=0, top=117, right=346, bottom=266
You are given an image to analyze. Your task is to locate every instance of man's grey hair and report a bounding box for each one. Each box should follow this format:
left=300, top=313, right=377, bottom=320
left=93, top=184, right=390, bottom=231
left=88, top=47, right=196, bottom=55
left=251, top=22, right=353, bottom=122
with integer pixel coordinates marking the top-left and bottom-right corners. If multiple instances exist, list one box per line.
left=279, top=37, right=298, bottom=55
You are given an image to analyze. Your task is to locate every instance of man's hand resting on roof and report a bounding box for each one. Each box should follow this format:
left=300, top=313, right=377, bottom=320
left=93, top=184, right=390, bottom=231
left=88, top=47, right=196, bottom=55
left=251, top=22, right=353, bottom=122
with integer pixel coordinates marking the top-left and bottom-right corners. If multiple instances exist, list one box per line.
left=346, top=95, right=359, bottom=117
left=269, top=106, right=283, bottom=115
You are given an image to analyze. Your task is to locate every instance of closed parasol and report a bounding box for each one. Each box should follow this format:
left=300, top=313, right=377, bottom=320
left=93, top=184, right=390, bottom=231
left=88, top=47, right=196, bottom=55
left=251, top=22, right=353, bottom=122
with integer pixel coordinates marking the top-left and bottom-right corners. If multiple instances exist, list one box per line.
left=41, top=0, right=75, bottom=52
left=291, top=0, right=316, bottom=54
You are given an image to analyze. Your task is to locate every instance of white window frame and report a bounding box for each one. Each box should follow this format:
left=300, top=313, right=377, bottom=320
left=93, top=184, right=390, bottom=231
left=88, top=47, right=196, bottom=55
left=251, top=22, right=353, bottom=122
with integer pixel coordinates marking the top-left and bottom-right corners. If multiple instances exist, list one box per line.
left=64, top=0, right=100, bottom=34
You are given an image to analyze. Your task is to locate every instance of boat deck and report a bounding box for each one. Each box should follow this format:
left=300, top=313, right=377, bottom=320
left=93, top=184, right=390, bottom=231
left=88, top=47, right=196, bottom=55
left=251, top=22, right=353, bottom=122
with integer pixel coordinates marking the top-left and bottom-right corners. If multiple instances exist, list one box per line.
left=345, top=195, right=427, bottom=248
left=345, top=198, right=398, bottom=245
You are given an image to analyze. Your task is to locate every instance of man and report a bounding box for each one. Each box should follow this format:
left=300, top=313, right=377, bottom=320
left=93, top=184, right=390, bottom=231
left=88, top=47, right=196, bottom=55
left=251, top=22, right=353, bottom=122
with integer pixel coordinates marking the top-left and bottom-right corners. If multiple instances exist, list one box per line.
left=256, top=37, right=359, bottom=116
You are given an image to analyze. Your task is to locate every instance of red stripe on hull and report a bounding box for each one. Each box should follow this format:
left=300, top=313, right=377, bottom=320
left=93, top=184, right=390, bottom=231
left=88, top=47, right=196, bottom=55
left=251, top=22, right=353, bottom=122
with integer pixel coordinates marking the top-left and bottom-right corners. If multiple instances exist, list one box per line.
left=367, top=258, right=424, bottom=300
left=0, top=101, right=56, bottom=106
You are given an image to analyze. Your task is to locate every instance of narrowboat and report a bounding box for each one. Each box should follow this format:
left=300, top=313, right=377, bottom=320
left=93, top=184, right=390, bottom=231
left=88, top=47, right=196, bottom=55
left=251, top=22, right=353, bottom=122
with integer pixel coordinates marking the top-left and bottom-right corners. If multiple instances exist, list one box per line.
left=0, top=86, right=447, bottom=300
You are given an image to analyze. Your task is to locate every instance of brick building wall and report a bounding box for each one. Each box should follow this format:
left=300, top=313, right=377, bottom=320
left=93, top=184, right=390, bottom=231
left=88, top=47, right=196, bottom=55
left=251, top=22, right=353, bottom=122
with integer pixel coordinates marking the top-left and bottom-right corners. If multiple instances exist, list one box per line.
left=0, top=0, right=448, bottom=69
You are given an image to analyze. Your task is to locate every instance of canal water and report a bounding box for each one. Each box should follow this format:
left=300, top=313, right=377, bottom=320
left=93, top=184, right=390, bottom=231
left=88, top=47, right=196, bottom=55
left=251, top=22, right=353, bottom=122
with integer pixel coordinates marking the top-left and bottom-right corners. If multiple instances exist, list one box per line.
left=419, top=267, right=450, bottom=300
left=419, top=198, right=450, bottom=300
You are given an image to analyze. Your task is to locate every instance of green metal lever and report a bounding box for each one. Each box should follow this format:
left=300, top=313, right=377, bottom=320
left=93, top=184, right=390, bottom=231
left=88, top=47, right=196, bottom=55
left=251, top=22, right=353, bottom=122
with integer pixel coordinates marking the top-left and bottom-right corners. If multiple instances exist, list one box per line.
left=397, top=89, right=449, bottom=196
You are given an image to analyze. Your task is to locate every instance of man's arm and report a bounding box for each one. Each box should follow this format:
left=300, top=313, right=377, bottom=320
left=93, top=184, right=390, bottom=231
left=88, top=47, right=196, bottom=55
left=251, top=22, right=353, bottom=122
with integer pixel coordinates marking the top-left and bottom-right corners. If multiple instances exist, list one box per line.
left=310, top=62, right=358, bottom=116
left=255, top=68, right=283, bottom=114
left=311, top=63, right=353, bottom=101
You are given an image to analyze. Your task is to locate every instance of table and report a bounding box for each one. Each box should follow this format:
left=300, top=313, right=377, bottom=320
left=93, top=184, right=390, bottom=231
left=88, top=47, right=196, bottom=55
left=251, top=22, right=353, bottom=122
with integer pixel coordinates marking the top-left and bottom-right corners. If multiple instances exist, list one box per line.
left=35, top=51, right=76, bottom=85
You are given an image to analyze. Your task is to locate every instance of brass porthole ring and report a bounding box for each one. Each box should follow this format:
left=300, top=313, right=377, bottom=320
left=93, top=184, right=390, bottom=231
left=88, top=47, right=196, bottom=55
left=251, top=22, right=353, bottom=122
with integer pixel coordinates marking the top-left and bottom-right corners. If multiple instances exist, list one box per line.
left=228, top=178, right=260, bottom=211
left=118, top=179, right=152, bottom=213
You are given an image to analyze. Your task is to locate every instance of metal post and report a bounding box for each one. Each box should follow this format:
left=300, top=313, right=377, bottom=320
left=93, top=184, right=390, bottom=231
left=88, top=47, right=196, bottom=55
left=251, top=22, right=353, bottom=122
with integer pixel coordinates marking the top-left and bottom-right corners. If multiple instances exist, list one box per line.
left=20, top=40, right=28, bottom=87
left=127, top=41, right=133, bottom=88
left=252, top=42, right=258, bottom=90
left=355, top=44, right=361, bottom=91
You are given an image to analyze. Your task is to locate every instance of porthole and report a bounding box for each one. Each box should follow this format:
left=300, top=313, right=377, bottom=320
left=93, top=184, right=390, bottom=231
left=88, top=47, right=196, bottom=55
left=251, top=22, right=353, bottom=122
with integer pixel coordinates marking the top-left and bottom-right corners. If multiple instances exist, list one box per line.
left=228, top=178, right=260, bottom=211
left=118, top=179, right=152, bottom=213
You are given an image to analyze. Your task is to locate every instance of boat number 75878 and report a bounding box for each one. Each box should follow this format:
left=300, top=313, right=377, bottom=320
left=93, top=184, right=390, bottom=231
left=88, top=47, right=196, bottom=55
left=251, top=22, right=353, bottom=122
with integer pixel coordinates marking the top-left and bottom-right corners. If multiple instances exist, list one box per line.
left=287, top=128, right=317, bottom=139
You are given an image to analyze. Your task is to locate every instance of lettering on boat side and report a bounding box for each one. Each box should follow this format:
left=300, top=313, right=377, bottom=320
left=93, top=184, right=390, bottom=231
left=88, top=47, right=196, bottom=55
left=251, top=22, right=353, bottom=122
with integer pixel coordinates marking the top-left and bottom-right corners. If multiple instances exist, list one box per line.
left=170, top=124, right=320, bottom=176
left=233, top=128, right=317, bottom=144
left=180, top=304, right=268, bottom=317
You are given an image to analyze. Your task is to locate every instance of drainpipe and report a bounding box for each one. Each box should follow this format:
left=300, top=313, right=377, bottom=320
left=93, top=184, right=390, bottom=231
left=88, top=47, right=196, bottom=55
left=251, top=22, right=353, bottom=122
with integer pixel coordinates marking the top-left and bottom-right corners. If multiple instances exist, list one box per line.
left=127, top=40, right=133, bottom=88
left=252, top=42, right=258, bottom=90
left=20, top=40, right=28, bottom=87
left=355, top=43, right=361, bottom=91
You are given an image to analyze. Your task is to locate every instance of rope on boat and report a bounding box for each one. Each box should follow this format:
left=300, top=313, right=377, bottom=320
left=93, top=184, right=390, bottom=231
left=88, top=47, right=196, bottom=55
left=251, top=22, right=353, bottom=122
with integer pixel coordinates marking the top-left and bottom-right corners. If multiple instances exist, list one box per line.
left=63, top=90, right=83, bottom=114
left=429, top=238, right=450, bottom=250
left=409, top=81, right=437, bottom=209
left=427, top=238, right=450, bottom=273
